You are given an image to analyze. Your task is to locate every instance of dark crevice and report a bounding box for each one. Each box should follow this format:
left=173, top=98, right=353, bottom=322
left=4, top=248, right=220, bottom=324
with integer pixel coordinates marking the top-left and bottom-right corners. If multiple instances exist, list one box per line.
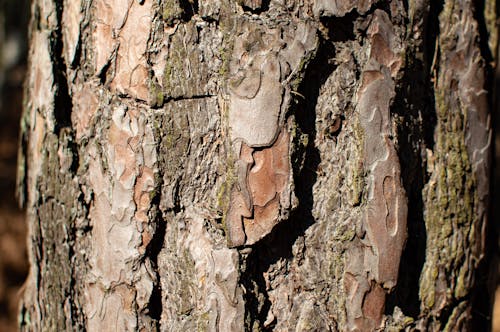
left=145, top=188, right=166, bottom=258
left=70, top=36, right=82, bottom=69
left=240, top=35, right=336, bottom=331
left=385, top=0, right=441, bottom=319
left=172, top=180, right=183, bottom=214
left=147, top=282, right=163, bottom=324
left=59, top=129, right=80, bottom=175
left=470, top=0, right=497, bottom=312
left=33, top=4, right=41, bottom=31
left=470, top=13, right=497, bottom=319
left=485, top=7, right=500, bottom=324
left=144, top=157, right=167, bottom=325
left=145, top=207, right=166, bottom=324
left=401, top=0, right=409, bottom=17
left=33, top=209, right=44, bottom=325
left=18, top=305, right=28, bottom=329
left=470, top=250, right=494, bottom=330
left=113, top=88, right=216, bottom=108
left=372, top=0, right=392, bottom=16
left=164, top=94, right=217, bottom=104
left=319, top=0, right=395, bottom=42
left=51, top=0, right=73, bottom=133
left=472, top=0, right=495, bottom=89
left=97, top=56, right=112, bottom=85
left=52, top=2, right=83, bottom=330
left=422, top=0, right=442, bottom=150
left=240, top=0, right=270, bottom=14
left=437, top=296, right=471, bottom=329
left=76, top=189, right=93, bottom=234
left=320, top=10, right=357, bottom=42
left=179, top=0, right=198, bottom=21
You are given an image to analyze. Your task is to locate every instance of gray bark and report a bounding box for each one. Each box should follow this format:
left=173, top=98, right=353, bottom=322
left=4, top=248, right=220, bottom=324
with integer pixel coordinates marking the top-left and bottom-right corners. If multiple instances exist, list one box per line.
left=18, top=0, right=496, bottom=331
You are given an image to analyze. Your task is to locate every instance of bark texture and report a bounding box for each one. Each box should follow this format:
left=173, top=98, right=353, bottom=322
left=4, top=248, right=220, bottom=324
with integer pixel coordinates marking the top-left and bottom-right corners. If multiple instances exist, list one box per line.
left=18, top=0, right=495, bottom=331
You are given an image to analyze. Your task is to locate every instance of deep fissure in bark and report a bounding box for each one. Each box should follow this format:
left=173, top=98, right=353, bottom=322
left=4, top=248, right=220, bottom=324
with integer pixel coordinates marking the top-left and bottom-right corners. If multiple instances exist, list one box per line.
left=386, top=0, right=440, bottom=318
left=33, top=4, right=41, bottom=31
left=51, top=0, right=73, bottom=133
left=142, top=112, right=174, bottom=325
left=471, top=0, right=494, bottom=87
left=470, top=14, right=497, bottom=313
left=319, top=10, right=357, bottom=42
left=31, top=209, right=44, bottom=326
left=97, top=59, right=112, bottom=85
left=240, top=35, right=335, bottom=330
left=178, top=0, right=199, bottom=20
left=484, top=0, right=500, bottom=324
left=240, top=0, right=271, bottom=14
left=319, top=0, right=393, bottom=42
left=421, top=0, right=442, bottom=149
left=473, top=27, right=496, bottom=289
left=144, top=188, right=167, bottom=324
left=70, top=35, right=82, bottom=69
left=386, top=63, right=429, bottom=320
left=164, top=94, right=217, bottom=104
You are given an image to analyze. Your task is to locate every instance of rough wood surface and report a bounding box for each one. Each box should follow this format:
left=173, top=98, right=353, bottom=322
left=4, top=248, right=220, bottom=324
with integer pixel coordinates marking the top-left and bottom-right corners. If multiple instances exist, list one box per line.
left=18, top=0, right=495, bottom=331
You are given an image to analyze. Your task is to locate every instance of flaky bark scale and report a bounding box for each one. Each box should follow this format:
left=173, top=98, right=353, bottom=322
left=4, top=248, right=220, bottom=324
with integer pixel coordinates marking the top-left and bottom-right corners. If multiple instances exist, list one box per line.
left=18, top=0, right=494, bottom=331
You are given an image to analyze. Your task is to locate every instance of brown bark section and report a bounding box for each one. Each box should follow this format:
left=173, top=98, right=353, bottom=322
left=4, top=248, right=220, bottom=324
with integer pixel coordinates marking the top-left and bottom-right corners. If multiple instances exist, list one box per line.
left=227, top=129, right=290, bottom=247
left=18, top=0, right=495, bottom=331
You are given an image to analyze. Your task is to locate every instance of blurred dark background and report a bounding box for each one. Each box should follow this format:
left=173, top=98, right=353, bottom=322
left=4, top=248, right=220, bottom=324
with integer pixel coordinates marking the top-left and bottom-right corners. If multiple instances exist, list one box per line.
left=0, top=0, right=29, bottom=330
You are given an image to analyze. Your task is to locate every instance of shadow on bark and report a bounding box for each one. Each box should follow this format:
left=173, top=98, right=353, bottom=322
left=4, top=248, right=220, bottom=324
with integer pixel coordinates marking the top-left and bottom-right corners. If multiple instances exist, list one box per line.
left=240, top=0, right=270, bottom=14
left=52, top=0, right=73, bottom=133
left=387, top=1, right=497, bottom=328
left=469, top=0, right=498, bottom=329
left=385, top=0, right=442, bottom=319
left=178, top=0, right=199, bottom=21
left=145, top=205, right=167, bottom=326
left=239, top=36, right=336, bottom=330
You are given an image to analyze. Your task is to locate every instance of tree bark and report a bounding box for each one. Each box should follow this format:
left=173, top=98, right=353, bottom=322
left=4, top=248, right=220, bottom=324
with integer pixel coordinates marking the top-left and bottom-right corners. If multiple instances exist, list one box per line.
left=18, top=0, right=496, bottom=331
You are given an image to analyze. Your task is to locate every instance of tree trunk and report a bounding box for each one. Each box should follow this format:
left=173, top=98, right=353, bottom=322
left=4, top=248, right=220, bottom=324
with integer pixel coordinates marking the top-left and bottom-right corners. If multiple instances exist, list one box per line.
left=18, top=0, right=496, bottom=331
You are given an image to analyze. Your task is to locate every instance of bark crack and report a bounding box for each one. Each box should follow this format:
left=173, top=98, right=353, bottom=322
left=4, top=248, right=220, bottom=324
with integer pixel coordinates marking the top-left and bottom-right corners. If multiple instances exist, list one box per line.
left=143, top=137, right=168, bottom=328
left=51, top=0, right=73, bottom=133
left=468, top=1, right=497, bottom=328
left=471, top=0, right=496, bottom=104
left=385, top=0, right=441, bottom=320
left=239, top=34, right=336, bottom=330
left=165, top=94, right=217, bottom=103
